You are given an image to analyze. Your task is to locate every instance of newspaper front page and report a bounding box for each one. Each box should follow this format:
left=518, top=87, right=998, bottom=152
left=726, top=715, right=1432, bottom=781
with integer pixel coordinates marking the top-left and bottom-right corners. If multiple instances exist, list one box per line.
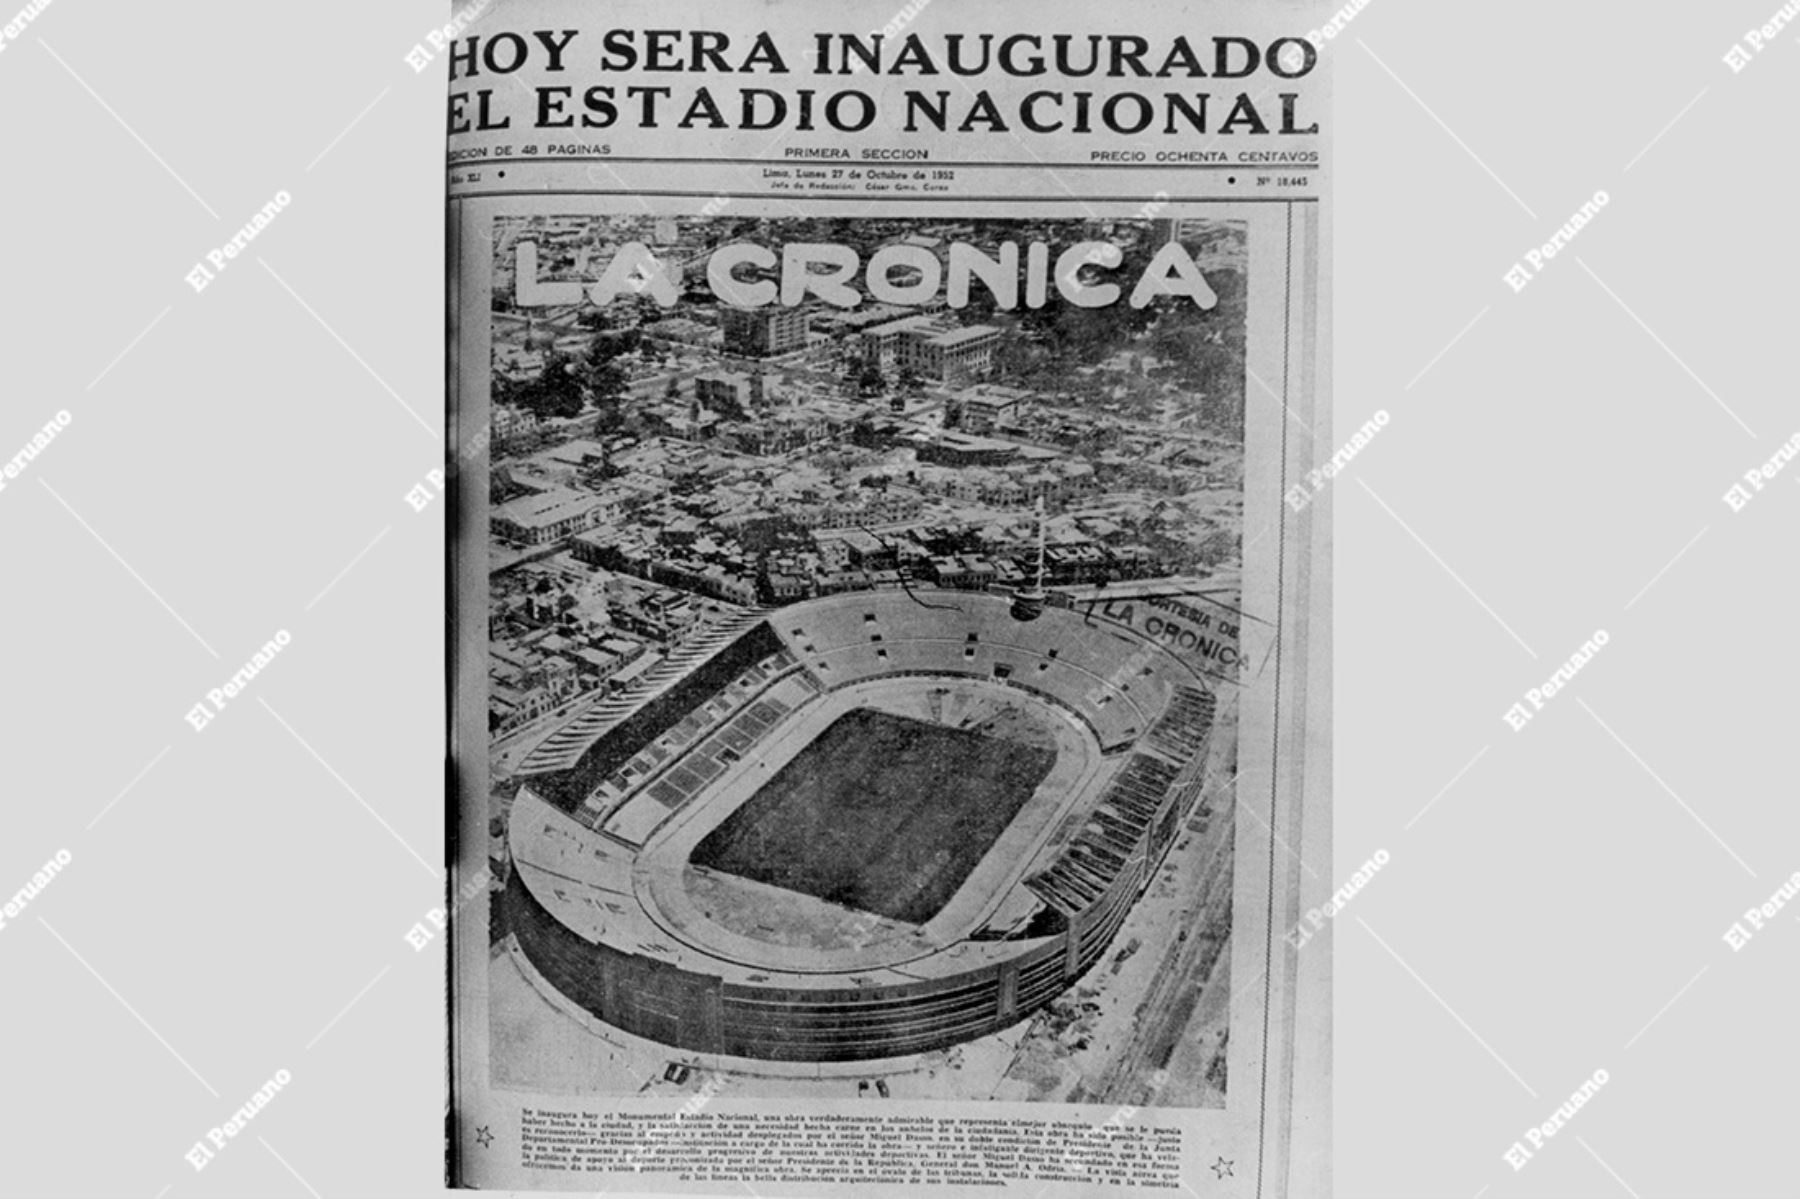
left=446, top=2, right=1332, bottom=1194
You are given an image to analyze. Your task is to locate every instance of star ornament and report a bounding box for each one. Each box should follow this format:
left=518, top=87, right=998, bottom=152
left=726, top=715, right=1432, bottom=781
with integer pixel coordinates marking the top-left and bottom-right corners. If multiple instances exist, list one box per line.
left=1210, top=1156, right=1234, bottom=1179
left=475, top=1126, right=495, bottom=1149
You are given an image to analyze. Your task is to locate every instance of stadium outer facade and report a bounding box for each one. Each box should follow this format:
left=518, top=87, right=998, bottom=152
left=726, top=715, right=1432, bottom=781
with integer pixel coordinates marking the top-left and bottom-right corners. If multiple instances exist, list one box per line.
left=502, top=588, right=1225, bottom=1063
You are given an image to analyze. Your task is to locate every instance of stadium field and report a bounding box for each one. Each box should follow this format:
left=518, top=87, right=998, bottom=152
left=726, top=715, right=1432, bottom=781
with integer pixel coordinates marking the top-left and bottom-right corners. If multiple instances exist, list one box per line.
left=689, top=707, right=1057, bottom=924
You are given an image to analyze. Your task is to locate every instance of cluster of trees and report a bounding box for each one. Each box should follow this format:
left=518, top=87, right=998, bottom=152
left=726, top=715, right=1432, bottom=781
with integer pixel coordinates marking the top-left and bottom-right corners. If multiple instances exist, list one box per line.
left=840, top=354, right=886, bottom=399
left=1143, top=266, right=1248, bottom=409
left=839, top=354, right=925, bottom=402
left=956, top=221, right=1250, bottom=423
left=494, top=310, right=644, bottom=469
left=495, top=350, right=578, bottom=420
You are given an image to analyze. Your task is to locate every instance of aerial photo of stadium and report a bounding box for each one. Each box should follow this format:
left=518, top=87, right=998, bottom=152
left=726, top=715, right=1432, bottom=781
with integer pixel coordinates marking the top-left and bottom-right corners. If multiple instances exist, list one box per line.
left=483, top=212, right=1246, bottom=1106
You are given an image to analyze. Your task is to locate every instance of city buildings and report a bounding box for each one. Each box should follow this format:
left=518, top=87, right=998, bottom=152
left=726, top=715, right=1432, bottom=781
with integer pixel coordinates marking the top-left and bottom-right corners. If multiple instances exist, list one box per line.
left=899, top=322, right=1001, bottom=383
left=954, top=383, right=1031, bottom=433
left=486, top=214, right=1248, bottom=742
left=860, top=315, right=1002, bottom=383
left=694, top=370, right=763, bottom=413
left=721, top=304, right=810, bottom=357
left=492, top=488, right=606, bottom=547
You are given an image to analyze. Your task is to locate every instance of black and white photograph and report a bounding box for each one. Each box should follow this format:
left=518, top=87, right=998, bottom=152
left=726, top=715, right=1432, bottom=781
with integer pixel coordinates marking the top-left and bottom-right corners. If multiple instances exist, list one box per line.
left=478, top=214, right=1249, bottom=1112
left=440, top=17, right=1330, bottom=1179
left=10, top=0, right=1794, bottom=1195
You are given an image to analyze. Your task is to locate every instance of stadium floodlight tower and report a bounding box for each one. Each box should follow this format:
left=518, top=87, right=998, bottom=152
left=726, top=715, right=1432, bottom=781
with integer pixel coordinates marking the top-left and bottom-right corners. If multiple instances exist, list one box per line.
left=1011, top=497, right=1049, bottom=622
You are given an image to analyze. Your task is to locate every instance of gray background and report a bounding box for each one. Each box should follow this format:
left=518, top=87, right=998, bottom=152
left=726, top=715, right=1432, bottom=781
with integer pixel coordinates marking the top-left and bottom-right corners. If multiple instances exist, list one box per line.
left=0, top=2, right=1794, bottom=1197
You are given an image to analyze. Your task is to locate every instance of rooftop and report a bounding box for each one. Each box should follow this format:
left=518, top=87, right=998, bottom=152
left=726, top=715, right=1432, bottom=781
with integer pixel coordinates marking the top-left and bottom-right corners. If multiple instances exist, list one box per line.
left=494, top=488, right=600, bottom=529
left=925, top=325, right=1000, bottom=348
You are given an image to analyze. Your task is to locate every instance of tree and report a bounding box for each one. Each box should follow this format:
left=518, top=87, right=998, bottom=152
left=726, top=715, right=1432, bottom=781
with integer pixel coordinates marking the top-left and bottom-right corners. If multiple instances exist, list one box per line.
left=622, top=293, right=663, bottom=326
left=510, top=351, right=586, bottom=421
left=581, top=333, right=633, bottom=472
left=839, top=349, right=866, bottom=392
left=848, top=418, right=888, bottom=449
left=492, top=370, right=523, bottom=410
left=856, top=362, right=887, bottom=398
left=1142, top=269, right=1247, bottom=438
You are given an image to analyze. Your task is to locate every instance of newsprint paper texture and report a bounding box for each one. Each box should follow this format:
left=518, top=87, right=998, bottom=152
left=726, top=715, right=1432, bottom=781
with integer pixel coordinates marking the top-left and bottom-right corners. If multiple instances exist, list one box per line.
left=446, top=2, right=1332, bottom=1194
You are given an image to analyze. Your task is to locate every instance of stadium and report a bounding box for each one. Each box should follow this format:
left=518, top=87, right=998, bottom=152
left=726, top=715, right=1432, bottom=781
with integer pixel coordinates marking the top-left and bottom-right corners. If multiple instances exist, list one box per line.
left=502, top=588, right=1223, bottom=1063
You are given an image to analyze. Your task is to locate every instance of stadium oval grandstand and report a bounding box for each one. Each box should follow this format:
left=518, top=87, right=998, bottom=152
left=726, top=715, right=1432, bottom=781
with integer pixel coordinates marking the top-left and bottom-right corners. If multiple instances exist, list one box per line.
left=503, top=590, right=1222, bottom=1063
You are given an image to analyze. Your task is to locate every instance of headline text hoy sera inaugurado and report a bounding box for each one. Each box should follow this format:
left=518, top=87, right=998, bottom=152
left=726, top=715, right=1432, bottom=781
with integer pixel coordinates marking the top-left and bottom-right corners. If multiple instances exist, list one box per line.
left=448, top=30, right=1321, bottom=137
